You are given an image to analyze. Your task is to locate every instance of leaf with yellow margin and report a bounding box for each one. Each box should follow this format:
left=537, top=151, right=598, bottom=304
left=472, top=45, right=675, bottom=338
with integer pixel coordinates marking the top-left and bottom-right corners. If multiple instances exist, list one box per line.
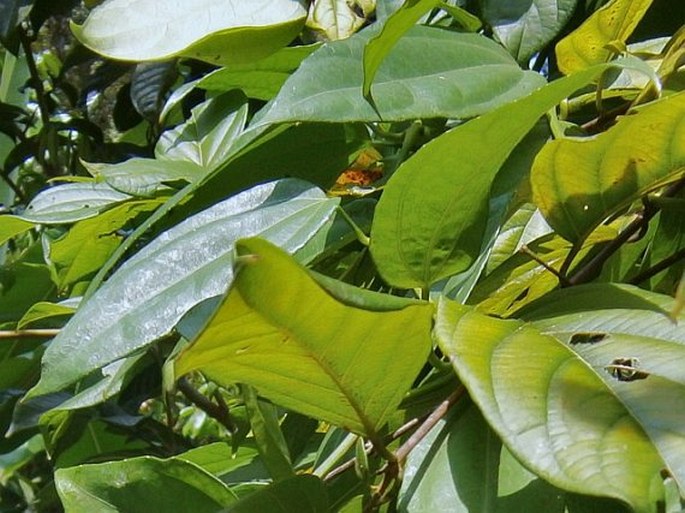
left=531, top=91, right=685, bottom=244
left=556, top=0, right=654, bottom=74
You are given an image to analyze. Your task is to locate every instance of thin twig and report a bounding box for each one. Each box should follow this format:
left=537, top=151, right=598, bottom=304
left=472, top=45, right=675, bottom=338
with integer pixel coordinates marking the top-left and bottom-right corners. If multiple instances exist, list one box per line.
left=629, top=247, right=685, bottom=285
left=177, top=377, right=237, bottom=434
left=395, top=386, right=464, bottom=462
left=0, top=329, right=60, bottom=339
left=568, top=179, right=685, bottom=286
left=520, top=245, right=570, bottom=286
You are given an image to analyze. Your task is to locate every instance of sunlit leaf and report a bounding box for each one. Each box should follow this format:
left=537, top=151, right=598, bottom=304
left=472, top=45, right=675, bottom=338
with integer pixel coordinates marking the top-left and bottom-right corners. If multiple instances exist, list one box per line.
left=0, top=215, right=33, bottom=246
left=481, top=0, right=578, bottom=63
left=252, top=25, right=545, bottom=125
left=531, top=92, right=685, bottom=244
left=436, top=298, right=667, bottom=512
left=26, top=180, right=339, bottom=399
left=369, top=62, right=633, bottom=289
left=71, top=0, right=307, bottom=66
left=555, top=0, right=655, bottom=74
left=306, top=0, right=369, bottom=41
left=19, top=183, right=131, bottom=225
left=174, top=238, right=433, bottom=436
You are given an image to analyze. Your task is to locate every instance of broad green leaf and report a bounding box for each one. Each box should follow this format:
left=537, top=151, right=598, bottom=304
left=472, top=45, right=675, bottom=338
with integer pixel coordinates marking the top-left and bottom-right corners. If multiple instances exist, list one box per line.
left=643, top=198, right=685, bottom=291
left=306, top=0, right=370, bottom=41
left=156, top=92, right=249, bottom=171
left=198, top=45, right=319, bottom=100
left=0, top=249, right=54, bottom=324
left=84, top=159, right=203, bottom=197
left=26, top=179, right=339, bottom=399
left=177, top=443, right=266, bottom=482
left=398, top=403, right=501, bottom=512
left=555, top=0, right=655, bottom=74
left=362, top=0, right=440, bottom=104
left=252, top=25, right=545, bottom=126
left=369, top=63, right=631, bottom=289
left=174, top=238, right=433, bottom=437
left=531, top=91, right=685, bottom=244
left=435, top=299, right=666, bottom=512
left=222, top=475, right=328, bottom=513
left=49, top=199, right=162, bottom=290
left=0, top=215, right=33, bottom=246
left=519, top=283, right=685, bottom=493
left=0, top=435, right=44, bottom=485
left=19, top=182, right=132, bottom=224
left=71, top=0, right=307, bottom=66
left=55, top=455, right=237, bottom=513
left=481, top=0, right=578, bottom=63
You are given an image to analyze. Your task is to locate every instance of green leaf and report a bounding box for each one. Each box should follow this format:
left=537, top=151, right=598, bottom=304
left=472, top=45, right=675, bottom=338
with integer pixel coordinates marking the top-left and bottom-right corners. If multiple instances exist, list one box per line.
left=531, top=92, right=685, bottom=244
left=19, top=182, right=132, bottom=224
left=222, top=475, right=328, bottom=513
left=555, top=0, right=655, bottom=74
left=435, top=299, right=667, bottom=513
left=362, top=0, right=440, bottom=105
left=243, top=386, right=294, bottom=481
left=252, top=25, right=545, bottom=125
left=26, top=179, right=339, bottom=399
left=49, top=199, right=162, bottom=290
left=84, top=159, right=203, bottom=197
left=70, top=0, right=307, bottom=66
left=0, top=215, right=33, bottom=246
left=398, top=403, right=501, bottom=512
left=368, top=61, right=645, bottom=289
left=174, top=238, right=434, bottom=437
left=156, top=91, right=249, bottom=171
left=198, top=45, right=320, bottom=100
left=519, top=283, right=685, bottom=494
left=481, top=0, right=578, bottom=63
left=18, top=301, right=76, bottom=329
left=55, top=455, right=237, bottom=513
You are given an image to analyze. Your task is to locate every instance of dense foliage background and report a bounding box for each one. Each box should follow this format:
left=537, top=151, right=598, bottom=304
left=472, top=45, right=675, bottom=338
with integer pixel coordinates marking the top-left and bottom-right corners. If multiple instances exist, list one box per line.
left=1, top=0, right=684, bottom=511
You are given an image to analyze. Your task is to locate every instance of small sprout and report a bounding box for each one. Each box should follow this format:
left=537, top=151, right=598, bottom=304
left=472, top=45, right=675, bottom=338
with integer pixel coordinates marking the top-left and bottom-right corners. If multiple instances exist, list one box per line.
left=605, top=357, right=649, bottom=382
left=570, top=332, right=608, bottom=345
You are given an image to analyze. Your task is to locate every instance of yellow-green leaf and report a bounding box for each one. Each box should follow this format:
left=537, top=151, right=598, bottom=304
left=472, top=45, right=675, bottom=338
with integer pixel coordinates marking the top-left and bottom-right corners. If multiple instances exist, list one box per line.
left=173, top=238, right=433, bottom=437
left=555, top=0, right=654, bottom=74
left=0, top=215, right=33, bottom=246
left=531, top=91, right=685, bottom=244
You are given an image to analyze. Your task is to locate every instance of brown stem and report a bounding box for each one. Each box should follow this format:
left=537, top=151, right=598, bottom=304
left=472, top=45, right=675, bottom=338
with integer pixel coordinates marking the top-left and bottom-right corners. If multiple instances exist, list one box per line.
left=629, top=247, right=685, bottom=285
left=177, top=377, right=237, bottom=434
left=568, top=179, right=685, bottom=286
left=0, top=329, right=60, bottom=339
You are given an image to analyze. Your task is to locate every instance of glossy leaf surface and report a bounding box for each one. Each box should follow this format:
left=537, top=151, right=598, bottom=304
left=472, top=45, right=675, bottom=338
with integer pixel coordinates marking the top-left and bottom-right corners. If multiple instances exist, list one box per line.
left=20, top=183, right=131, bottom=224
left=71, top=0, right=307, bottom=65
left=532, top=92, right=685, bottom=243
left=27, top=180, right=338, bottom=398
left=174, top=238, right=434, bottom=436
left=253, top=25, right=545, bottom=125
left=481, top=0, right=577, bottom=63
left=370, top=63, right=623, bottom=289
left=55, top=456, right=237, bottom=513
left=436, top=298, right=667, bottom=512
left=555, top=0, right=654, bottom=74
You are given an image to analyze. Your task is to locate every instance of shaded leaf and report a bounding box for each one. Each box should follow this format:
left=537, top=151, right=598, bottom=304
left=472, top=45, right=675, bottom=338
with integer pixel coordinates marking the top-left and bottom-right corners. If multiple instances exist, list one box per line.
left=174, top=238, right=434, bottom=436
left=555, top=0, right=655, bottom=74
left=18, top=301, right=76, bottom=329
left=222, top=475, right=328, bottom=513
left=252, top=25, right=545, bottom=126
left=481, top=0, right=578, bottom=63
left=435, top=299, right=666, bottom=512
left=531, top=92, right=685, bottom=244
left=27, top=179, right=339, bottom=399
left=71, top=0, right=307, bottom=66
left=55, top=455, right=237, bottom=513
left=130, top=60, right=178, bottom=121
